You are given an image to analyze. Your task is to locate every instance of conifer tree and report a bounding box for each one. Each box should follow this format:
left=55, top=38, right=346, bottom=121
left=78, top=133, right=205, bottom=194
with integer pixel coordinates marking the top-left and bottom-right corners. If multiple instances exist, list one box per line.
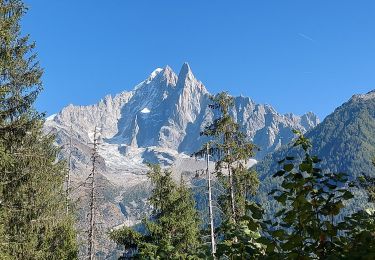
left=110, top=165, right=202, bottom=259
left=140, top=165, right=202, bottom=258
left=200, top=92, right=264, bottom=258
left=0, top=0, right=77, bottom=258
left=109, top=226, right=142, bottom=259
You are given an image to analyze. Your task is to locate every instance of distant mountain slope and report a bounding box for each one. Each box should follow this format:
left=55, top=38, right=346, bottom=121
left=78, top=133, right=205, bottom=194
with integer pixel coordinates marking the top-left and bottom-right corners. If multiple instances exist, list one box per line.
left=307, top=90, right=375, bottom=176
left=256, top=90, right=375, bottom=217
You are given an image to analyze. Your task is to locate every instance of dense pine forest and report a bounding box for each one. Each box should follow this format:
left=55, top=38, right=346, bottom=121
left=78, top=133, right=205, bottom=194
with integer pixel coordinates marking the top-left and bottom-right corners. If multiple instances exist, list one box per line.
left=1, top=0, right=374, bottom=259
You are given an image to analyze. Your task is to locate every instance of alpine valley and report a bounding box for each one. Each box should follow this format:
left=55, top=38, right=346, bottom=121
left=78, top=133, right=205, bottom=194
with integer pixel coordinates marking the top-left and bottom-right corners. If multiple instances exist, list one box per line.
left=44, top=63, right=320, bottom=256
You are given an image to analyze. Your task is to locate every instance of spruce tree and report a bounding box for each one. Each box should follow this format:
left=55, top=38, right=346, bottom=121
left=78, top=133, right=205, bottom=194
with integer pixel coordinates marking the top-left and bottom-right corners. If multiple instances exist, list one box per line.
left=200, top=92, right=264, bottom=258
left=141, top=165, right=202, bottom=258
left=0, top=0, right=77, bottom=258
left=109, top=226, right=142, bottom=259
left=110, top=165, right=202, bottom=259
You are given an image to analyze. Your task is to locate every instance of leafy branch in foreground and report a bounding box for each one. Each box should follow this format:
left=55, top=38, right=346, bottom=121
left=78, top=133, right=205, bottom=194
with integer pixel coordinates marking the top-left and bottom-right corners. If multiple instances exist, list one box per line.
left=261, top=130, right=358, bottom=259
left=343, top=156, right=375, bottom=259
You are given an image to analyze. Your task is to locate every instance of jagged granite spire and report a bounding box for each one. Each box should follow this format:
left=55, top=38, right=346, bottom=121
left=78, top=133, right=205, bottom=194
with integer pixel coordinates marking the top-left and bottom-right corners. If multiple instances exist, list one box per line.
left=47, top=63, right=319, bottom=159
left=177, top=62, right=193, bottom=86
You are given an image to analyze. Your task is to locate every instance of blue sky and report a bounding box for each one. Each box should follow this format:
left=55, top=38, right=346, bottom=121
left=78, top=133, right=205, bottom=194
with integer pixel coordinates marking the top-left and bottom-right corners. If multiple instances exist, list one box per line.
left=23, top=0, right=375, bottom=119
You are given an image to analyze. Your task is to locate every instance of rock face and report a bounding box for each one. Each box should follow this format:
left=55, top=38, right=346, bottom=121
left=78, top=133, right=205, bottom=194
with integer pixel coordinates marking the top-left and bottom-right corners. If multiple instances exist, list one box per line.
left=44, top=63, right=319, bottom=257
left=48, top=63, right=318, bottom=161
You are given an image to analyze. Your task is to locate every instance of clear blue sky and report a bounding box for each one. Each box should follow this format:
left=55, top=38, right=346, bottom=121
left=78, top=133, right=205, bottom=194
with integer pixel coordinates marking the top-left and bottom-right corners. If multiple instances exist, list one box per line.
left=23, top=0, right=375, bottom=119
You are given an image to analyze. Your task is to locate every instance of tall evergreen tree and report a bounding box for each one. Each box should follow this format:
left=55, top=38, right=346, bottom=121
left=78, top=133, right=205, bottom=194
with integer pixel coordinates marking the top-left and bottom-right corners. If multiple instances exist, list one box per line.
left=200, top=92, right=264, bottom=258
left=0, top=0, right=77, bottom=258
left=110, top=165, right=202, bottom=259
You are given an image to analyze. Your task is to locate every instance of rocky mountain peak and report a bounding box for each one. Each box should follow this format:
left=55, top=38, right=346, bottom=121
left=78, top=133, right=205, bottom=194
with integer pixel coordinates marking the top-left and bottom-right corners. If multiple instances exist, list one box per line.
left=161, top=65, right=178, bottom=86
left=46, top=63, right=320, bottom=161
left=137, top=66, right=177, bottom=91
left=178, top=62, right=192, bottom=80
left=145, top=68, right=163, bottom=83
left=175, top=63, right=208, bottom=95
left=351, top=89, right=375, bottom=102
left=300, top=112, right=320, bottom=129
left=176, top=62, right=197, bottom=88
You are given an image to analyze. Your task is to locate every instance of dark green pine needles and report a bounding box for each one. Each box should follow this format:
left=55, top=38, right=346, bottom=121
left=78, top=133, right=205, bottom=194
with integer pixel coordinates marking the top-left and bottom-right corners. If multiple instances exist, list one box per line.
left=110, top=165, right=202, bottom=259
left=0, top=0, right=78, bottom=259
left=200, top=92, right=264, bottom=258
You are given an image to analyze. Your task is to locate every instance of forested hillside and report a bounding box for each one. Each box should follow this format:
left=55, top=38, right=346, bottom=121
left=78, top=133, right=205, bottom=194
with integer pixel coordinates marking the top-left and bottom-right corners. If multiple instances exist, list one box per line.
left=259, top=90, right=375, bottom=179
left=257, top=90, right=375, bottom=219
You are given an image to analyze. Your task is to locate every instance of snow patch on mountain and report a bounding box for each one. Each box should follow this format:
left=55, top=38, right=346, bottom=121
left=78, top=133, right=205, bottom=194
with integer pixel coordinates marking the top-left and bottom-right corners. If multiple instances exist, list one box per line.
left=140, top=107, right=150, bottom=113
left=46, top=113, right=56, bottom=121
left=46, top=62, right=320, bottom=180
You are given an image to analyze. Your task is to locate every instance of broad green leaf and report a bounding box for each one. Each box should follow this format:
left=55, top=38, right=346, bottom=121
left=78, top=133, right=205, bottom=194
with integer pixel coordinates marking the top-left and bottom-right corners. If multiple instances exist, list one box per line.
left=342, top=190, right=354, bottom=200
left=274, top=170, right=285, bottom=177
left=275, top=193, right=288, bottom=205
left=299, top=163, right=312, bottom=173
left=278, top=159, right=286, bottom=164
left=284, top=164, right=294, bottom=172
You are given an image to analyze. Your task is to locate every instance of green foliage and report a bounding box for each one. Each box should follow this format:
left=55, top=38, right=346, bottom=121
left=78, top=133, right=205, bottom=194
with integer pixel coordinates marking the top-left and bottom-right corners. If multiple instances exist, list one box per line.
left=343, top=209, right=375, bottom=259
left=110, top=165, right=202, bottom=259
left=0, top=118, right=78, bottom=260
left=143, top=165, right=202, bottom=258
left=109, top=226, right=142, bottom=258
left=263, top=131, right=358, bottom=259
left=43, top=216, right=78, bottom=260
left=342, top=158, right=375, bottom=259
left=0, top=0, right=78, bottom=258
left=215, top=201, right=266, bottom=259
left=200, top=92, right=263, bottom=258
left=203, top=92, right=259, bottom=216
left=358, top=158, right=375, bottom=203
left=257, top=92, right=375, bottom=223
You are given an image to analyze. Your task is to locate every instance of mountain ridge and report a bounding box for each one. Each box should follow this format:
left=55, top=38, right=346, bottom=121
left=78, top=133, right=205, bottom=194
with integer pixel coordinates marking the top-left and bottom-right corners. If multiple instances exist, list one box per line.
left=48, top=63, right=319, bottom=159
left=256, top=88, right=375, bottom=219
